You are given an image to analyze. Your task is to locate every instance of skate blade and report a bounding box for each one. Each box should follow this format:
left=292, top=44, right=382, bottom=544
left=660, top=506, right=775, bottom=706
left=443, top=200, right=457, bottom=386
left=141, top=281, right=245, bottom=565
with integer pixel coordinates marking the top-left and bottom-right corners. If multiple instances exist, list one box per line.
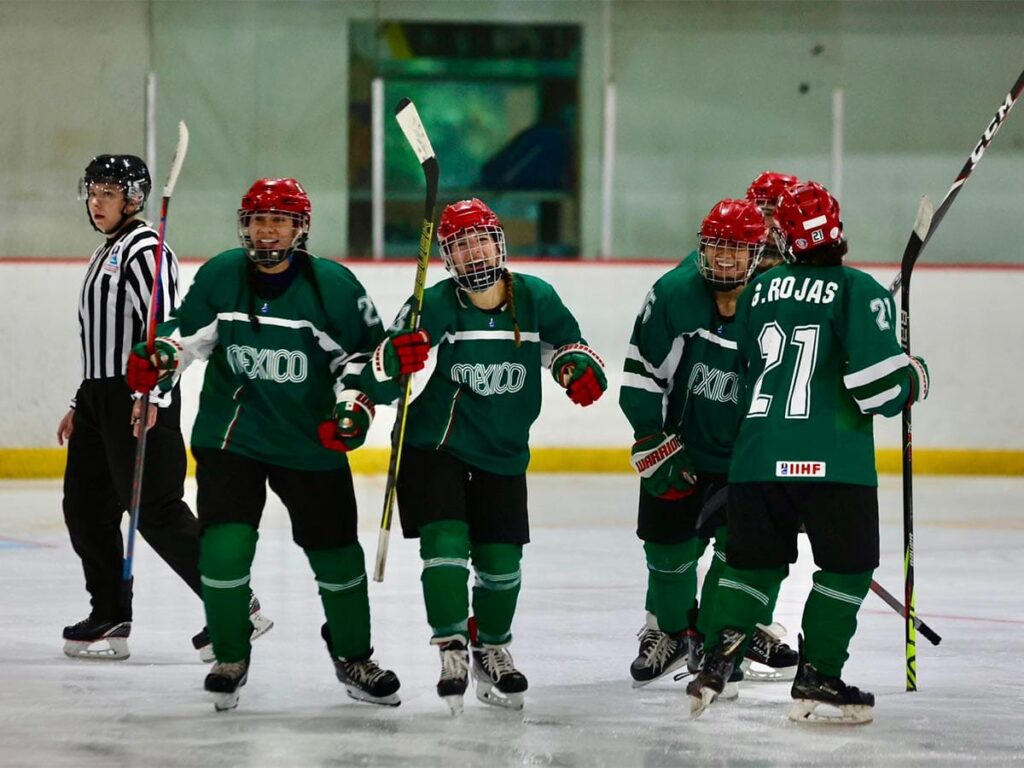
left=688, top=687, right=717, bottom=719
left=740, top=657, right=796, bottom=682
left=442, top=695, right=464, bottom=716
left=213, top=691, right=241, bottom=712
left=788, top=699, right=873, bottom=725
left=345, top=686, right=401, bottom=707
left=719, top=680, right=740, bottom=700
left=63, top=638, right=129, bottom=661
left=475, top=687, right=524, bottom=710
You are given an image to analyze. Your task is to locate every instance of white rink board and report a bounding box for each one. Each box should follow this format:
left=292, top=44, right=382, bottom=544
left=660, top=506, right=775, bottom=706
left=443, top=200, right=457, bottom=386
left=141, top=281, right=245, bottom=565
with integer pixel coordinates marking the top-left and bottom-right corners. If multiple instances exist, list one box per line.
left=0, top=260, right=1019, bottom=452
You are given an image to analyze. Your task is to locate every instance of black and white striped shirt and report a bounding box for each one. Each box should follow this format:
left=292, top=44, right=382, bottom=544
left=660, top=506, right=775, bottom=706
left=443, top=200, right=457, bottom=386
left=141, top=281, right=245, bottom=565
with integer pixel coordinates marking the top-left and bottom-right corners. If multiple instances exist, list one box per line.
left=76, top=219, right=179, bottom=386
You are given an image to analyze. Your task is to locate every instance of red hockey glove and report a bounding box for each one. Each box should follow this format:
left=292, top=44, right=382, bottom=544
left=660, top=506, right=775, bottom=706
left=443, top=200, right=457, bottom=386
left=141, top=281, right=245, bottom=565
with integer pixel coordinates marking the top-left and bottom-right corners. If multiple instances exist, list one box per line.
left=126, top=338, right=181, bottom=394
left=371, top=329, right=431, bottom=382
left=319, top=391, right=375, bottom=453
left=630, top=432, right=697, bottom=500
left=551, top=343, right=607, bottom=407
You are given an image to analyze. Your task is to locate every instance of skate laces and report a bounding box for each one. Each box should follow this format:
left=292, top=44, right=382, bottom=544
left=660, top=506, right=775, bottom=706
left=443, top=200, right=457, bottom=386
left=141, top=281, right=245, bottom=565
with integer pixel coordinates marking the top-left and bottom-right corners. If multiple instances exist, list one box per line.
left=641, top=631, right=678, bottom=668
left=636, top=626, right=661, bottom=654
left=343, top=658, right=390, bottom=685
left=211, top=660, right=247, bottom=678
left=440, top=644, right=469, bottom=680
left=478, top=645, right=518, bottom=680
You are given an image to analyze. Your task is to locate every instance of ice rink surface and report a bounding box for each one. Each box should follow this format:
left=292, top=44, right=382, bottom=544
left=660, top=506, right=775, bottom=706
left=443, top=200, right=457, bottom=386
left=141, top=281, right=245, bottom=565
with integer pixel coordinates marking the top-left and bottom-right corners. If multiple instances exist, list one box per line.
left=1, top=474, right=1022, bottom=767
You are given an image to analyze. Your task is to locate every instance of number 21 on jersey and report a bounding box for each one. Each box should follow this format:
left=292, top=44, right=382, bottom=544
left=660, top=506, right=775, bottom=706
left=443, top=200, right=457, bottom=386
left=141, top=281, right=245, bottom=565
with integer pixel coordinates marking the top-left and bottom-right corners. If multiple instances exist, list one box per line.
left=748, top=322, right=821, bottom=419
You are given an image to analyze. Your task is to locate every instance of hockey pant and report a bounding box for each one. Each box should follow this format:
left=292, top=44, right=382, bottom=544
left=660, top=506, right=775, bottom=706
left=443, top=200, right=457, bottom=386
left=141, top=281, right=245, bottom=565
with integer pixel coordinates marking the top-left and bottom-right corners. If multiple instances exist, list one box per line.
left=419, top=520, right=522, bottom=645
left=705, top=564, right=872, bottom=676
left=200, top=522, right=371, bottom=662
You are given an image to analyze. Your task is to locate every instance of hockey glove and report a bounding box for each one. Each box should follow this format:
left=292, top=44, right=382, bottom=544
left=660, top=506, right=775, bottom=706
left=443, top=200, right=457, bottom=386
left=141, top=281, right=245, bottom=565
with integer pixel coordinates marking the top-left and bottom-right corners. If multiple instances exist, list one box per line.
left=319, top=390, right=375, bottom=453
left=551, top=343, right=607, bottom=407
left=908, top=355, right=929, bottom=403
left=126, top=338, right=181, bottom=394
left=631, top=432, right=697, bottom=500
left=371, top=329, right=431, bottom=382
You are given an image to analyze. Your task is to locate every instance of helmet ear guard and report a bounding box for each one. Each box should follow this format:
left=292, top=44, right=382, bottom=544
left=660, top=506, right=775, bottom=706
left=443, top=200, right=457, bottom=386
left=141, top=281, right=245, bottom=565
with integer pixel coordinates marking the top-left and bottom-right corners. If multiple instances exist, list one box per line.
left=697, top=198, right=768, bottom=290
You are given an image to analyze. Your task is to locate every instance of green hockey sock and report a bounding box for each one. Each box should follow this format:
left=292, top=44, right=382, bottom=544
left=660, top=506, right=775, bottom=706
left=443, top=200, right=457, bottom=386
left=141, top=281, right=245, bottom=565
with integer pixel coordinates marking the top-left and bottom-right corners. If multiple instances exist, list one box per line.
left=306, top=544, right=370, bottom=660
left=696, top=526, right=728, bottom=639
left=705, top=564, right=786, bottom=653
left=420, top=520, right=471, bottom=642
left=199, top=523, right=258, bottom=663
left=470, top=542, right=522, bottom=645
left=643, top=539, right=705, bottom=635
left=801, top=569, right=873, bottom=676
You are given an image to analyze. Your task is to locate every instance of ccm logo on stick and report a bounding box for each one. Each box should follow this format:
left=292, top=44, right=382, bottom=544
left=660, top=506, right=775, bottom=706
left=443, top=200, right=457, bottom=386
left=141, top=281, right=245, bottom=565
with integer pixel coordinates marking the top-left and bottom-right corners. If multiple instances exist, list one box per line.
left=776, top=461, right=826, bottom=477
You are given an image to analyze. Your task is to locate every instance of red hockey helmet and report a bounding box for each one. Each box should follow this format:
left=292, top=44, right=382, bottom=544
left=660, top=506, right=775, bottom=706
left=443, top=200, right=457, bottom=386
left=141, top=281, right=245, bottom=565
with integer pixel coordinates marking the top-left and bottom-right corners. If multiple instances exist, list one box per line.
left=237, top=178, right=311, bottom=265
left=772, top=182, right=843, bottom=260
left=697, top=198, right=768, bottom=290
left=437, top=198, right=507, bottom=292
left=746, top=171, right=801, bottom=213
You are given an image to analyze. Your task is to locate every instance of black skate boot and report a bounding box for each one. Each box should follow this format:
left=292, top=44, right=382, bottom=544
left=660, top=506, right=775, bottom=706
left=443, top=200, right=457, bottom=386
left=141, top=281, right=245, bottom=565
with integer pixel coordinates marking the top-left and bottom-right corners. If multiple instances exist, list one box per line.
left=192, top=594, right=274, bottom=663
left=62, top=616, right=131, bottom=660
left=320, top=623, right=400, bottom=707
left=789, top=636, right=874, bottom=725
left=472, top=642, right=528, bottom=710
left=436, top=636, right=470, bottom=715
left=685, top=628, right=745, bottom=719
left=630, top=623, right=689, bottom=688
left=204, top=657, right=249, bottom=712
left=685, top=628, right=704, bottom=676
left=741, top=622, right=799, bottom=682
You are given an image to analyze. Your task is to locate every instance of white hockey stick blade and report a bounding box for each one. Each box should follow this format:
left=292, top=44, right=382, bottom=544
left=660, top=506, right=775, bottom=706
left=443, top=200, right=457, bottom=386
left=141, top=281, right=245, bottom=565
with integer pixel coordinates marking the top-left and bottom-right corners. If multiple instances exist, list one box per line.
left=373, top=528, right=391, bottom=582
left=163, top=121, right=190, bottom=197
left=395, top=100, right=436, bottom=164
left=913, top=195, right=934, bottom=242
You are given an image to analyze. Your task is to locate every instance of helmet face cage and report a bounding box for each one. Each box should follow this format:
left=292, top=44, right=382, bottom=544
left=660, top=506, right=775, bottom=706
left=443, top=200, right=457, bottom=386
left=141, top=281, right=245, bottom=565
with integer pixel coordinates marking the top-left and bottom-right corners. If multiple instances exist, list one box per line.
left=237, top=209, right=310, bottom=266
left=698, top=236, right=764, bottom=290
left=440, top=224, right=507, bottom=292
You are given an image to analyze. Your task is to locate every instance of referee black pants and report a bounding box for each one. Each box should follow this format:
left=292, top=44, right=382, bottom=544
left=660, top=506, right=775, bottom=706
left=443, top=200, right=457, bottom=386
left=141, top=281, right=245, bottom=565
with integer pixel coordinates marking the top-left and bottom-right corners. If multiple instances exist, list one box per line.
left=62, top=378, right=201, bottom=621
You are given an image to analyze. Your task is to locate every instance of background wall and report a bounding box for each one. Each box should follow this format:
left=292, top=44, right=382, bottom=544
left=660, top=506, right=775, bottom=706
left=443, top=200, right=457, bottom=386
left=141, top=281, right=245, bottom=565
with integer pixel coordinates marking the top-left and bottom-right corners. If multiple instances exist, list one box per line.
left=1, top=260, right=1019, bottom=465
left=0, top=0, right=1021, bottom=262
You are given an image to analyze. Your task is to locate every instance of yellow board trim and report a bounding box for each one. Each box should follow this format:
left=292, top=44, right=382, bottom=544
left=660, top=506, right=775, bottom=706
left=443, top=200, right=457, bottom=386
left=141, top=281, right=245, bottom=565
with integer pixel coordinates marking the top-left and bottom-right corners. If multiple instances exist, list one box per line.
left=3, top=447, right=1024, bottom=479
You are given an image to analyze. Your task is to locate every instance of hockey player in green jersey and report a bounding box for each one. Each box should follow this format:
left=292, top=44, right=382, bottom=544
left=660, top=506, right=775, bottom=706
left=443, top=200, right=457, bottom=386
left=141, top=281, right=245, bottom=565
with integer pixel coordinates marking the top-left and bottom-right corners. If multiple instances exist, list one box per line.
left=127, top=178, right=429, bottom=711
left=361, top=198, right=607, bottom=714
left=621, top=198, right=798, bottom=691
left=688, top=182, right=930, bottom=723
left=746, top=171, right=801, bottom=273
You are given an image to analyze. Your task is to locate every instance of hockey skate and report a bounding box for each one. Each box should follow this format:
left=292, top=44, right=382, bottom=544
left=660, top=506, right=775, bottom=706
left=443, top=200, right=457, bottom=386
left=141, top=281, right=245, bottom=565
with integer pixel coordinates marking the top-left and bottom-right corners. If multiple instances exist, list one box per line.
left=630, top=623, right=689, bottom=688
left=435, top=637, right=470, bottom=715
left=204, top=657, right=249, bottom=712
left=62, top=616, right=131, bottom=660
left=788, top=637, right=874, bottom=725
left=472, top=642, right=528, bottom=710
left=321, top=624, right=400, bottom=707
left=739, top=622, right=799, bottom=682
left=192, top=594, right=273, bottom=663
left=686, top=629, right=745, bottom=719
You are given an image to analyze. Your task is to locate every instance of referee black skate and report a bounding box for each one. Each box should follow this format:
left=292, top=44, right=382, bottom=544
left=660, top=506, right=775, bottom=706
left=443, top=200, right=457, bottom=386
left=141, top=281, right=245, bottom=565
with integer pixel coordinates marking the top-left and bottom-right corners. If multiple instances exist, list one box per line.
left=59, top=154, right=271, bottom=661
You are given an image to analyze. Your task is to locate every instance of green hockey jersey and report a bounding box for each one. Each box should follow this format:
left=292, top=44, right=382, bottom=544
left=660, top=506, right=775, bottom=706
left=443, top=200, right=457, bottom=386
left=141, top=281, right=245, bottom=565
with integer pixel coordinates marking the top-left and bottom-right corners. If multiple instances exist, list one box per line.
left=159, top=249, right=385, bottom=470
left=729, top=262, right=913, bottom=486
left=362, top=273, right=590, bottom=476
left=619, top=253, right=743, bottom=474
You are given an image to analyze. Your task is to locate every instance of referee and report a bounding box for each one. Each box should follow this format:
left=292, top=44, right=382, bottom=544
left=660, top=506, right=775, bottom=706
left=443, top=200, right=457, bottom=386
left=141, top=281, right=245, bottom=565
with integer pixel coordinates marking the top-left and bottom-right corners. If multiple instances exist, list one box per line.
left=58, top=155, right=218, bottom=660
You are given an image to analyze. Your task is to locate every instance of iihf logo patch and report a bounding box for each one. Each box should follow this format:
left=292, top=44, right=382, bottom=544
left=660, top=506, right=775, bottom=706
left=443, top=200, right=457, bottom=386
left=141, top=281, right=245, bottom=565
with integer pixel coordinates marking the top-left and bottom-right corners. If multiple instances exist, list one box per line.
left=260, top=302, right=270, bottom=314
left=776, top=461, right=826, bottom=477
left=488, top=317, right=496, bottom=328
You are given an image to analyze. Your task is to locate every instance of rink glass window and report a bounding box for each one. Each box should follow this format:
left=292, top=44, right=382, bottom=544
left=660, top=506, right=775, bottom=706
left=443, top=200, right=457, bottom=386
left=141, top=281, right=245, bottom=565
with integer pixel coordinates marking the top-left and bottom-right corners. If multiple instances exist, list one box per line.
left=348, top=21, right=581, bottom=259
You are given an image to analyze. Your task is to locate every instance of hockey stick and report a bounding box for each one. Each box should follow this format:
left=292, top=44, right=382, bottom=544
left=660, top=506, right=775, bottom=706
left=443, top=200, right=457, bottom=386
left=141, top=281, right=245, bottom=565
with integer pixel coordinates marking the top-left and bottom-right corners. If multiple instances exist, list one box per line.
left=122, top=121, right=190, bottom=603
left=869, top=579, right=941, bottom=646
left=893, top=69, right=1024, bottom=691
left=373, top=99, right=438, bottom=582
